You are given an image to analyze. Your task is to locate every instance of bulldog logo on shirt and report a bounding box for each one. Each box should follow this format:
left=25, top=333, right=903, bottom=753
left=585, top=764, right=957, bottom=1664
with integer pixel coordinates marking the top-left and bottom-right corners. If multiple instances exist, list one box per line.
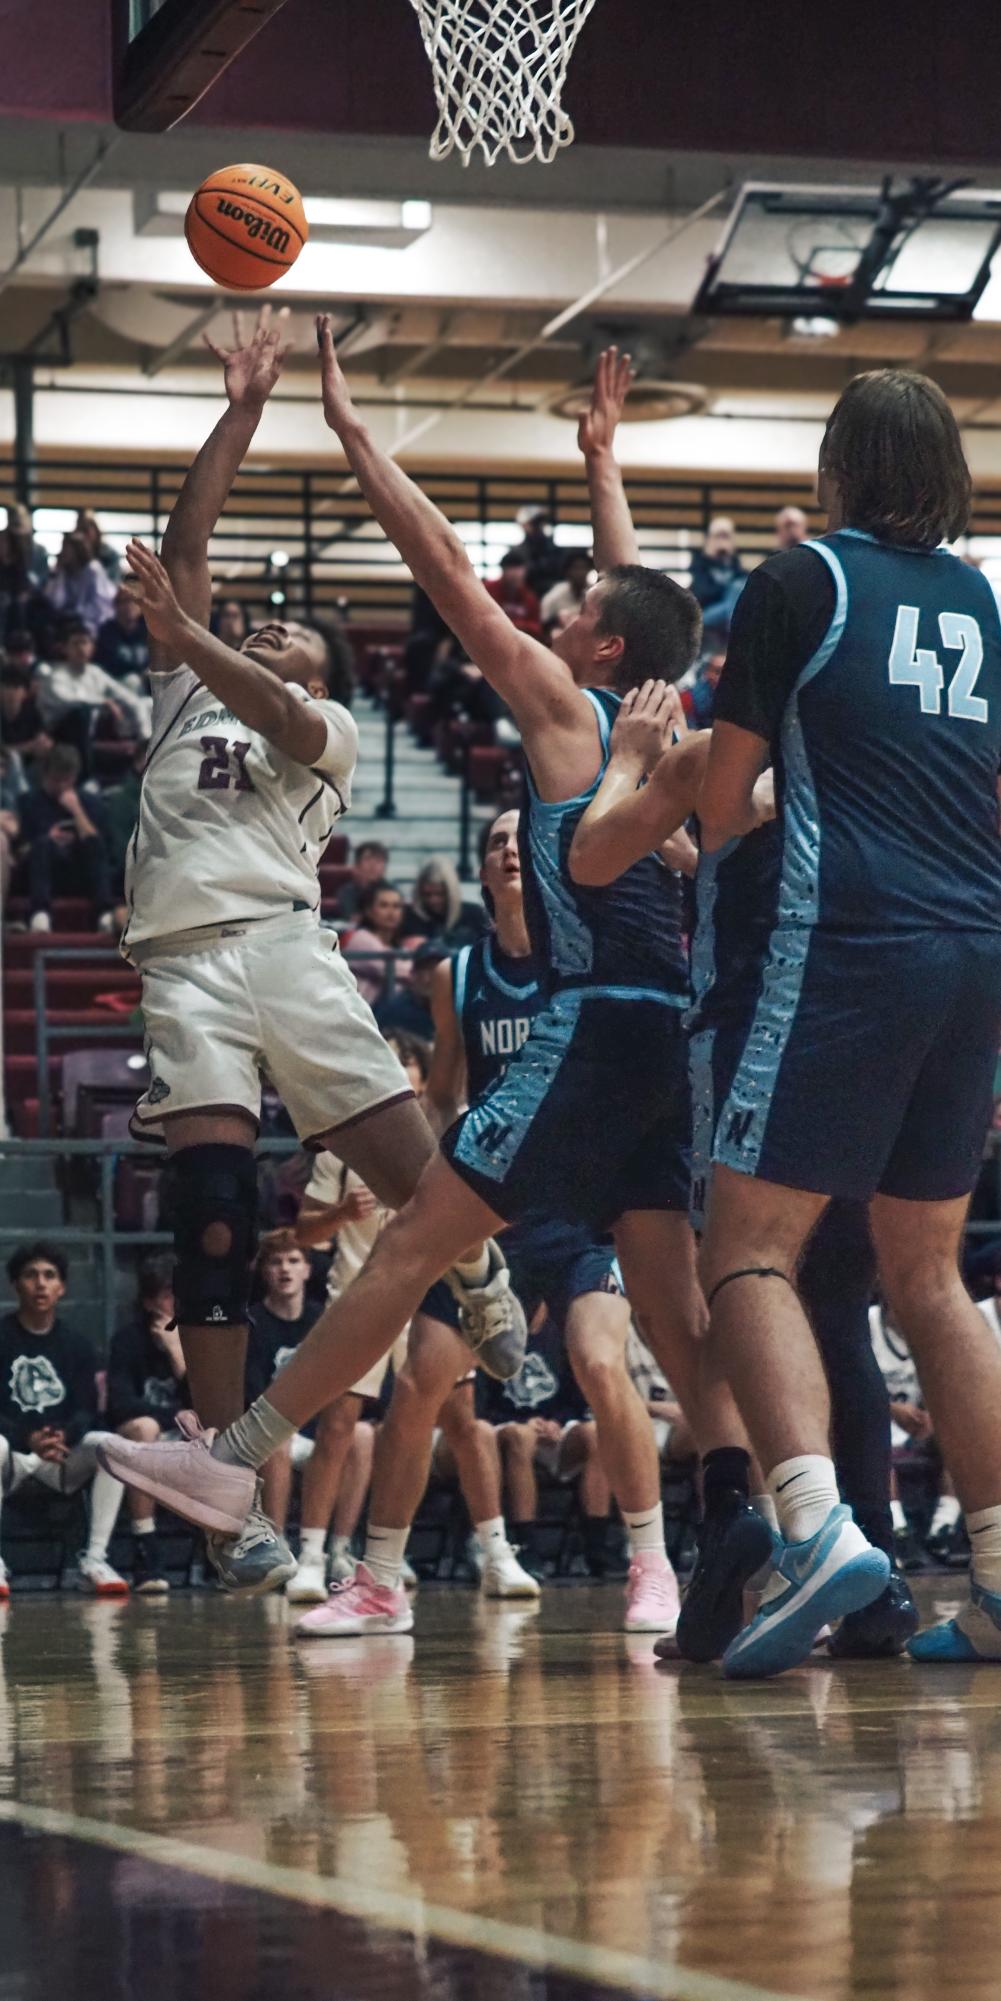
left=9, top=1354, right=65, bottom=1415
left=504, top=1351, right=559, bottom=1411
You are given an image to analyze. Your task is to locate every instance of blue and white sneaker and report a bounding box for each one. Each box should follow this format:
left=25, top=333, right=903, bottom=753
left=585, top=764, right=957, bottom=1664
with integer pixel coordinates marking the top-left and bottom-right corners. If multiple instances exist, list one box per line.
left=722, top=1504, right=890, bottom=1680
left=908, top=1580, right=1001, bottom=1662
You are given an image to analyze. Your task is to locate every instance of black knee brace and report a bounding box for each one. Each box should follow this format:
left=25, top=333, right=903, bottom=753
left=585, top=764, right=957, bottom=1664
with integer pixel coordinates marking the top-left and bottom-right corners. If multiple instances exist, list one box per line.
left=706, top=1266, right=795, bottom=1313
left=166, top=1144, right=258, bottom=1329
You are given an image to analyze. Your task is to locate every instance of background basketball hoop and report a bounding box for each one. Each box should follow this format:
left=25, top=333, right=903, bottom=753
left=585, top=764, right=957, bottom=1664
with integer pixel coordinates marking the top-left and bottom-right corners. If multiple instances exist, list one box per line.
left=407, top=0, right=597, bottom=166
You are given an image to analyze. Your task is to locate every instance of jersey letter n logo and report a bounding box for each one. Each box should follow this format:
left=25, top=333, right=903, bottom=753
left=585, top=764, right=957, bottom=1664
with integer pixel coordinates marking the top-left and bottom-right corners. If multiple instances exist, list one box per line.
left=726, top=1108, right=754, bottom=1148
left=477, top=1116, right=513, bottom=1154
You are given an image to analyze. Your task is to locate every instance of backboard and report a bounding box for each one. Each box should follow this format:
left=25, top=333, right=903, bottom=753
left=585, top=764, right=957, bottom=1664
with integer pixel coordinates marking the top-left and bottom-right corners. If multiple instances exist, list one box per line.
left=694, top=180, right=1001, bottom=323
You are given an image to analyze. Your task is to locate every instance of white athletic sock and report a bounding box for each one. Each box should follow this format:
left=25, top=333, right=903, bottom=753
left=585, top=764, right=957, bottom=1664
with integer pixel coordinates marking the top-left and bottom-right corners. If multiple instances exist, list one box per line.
left=86, top=1464, right=125, bottom=1564
left=930, top=1493, right=962, bottom=1537
left=330, top=1533, right=351, bottom=1558
left=364, top=1524, right=410, bottom=1590
left=214, top=1395, right=297, bottom=1471
left=622, top=1502, right=667, bottom=1563
left=451, top=1247, right=491, bottom=1287
left=768, top=1455, right=839, bottom=1545
left=299, top=1527, right=326, bottom=1565
left=752, top=1492, right=780, bottom=1534
left=966, top=1504, right=1001, bottom=1596
left=475, top=1516, right=508, bottom=1554
left=132, top=1518, right=155, bottom=1537
left=891, top=1498, right=907, bottom=1531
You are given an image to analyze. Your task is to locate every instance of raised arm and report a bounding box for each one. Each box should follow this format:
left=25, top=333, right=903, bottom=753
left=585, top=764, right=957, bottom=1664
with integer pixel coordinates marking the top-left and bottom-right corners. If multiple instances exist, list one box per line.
left=157, top=307, right=291, bottom=655
left=570, top=681, right=709, bottom=886
left=315, top=317, right=585, bottom=761
left=423, top=957, right=468, bottom=1138
left=577, top=347, right=640, bottom=571
left=124, top=540, right=329, bottom=767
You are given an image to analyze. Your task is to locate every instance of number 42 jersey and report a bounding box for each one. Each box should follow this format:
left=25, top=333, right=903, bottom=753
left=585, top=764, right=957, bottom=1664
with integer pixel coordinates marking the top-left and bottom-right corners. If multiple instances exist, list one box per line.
left=122, top=662, right=358, bottom=959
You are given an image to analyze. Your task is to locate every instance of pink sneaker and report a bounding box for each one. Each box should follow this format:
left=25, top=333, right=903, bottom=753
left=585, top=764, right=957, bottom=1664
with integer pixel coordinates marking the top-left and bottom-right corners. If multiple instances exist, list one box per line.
left=295, top=1563, right=415, bottom=1639
left=625, top=1554, right=681, bottom=1636
left=96, top=1411, right=255, bottom=1538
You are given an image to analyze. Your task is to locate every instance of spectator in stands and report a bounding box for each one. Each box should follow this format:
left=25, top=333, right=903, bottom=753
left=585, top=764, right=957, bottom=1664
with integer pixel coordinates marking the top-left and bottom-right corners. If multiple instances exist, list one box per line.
left=17, top=743, right=115, bottom=934
left=376, top=951, right=445, bottom=1041
left=334, top=837, right=390, bottom=922
left=0, top=744, right=26, bottom=902
left=868, top=1296, right=967, bottom=1569
left=75, top=509, right=122, bottom=583
left=212, top=597, right=249, bottom=646
left=0, top=1241, right=130, bottom=1595
left=685, top=651, right=726, bottom=729
left=44, top=531, right=117, bottom=637
left=404, top=583, right=454, bottom=695
left=485, top=551, right=543, bottom=638
left=39, top=616, right=150, bottom=751
left=689, top=516, right=745, bottom=640
left=346, top=879, right=409, bottom=1004
left=1, top=662, right=51, bottom=766
left=96, top=587, right=150, bottom=685
left=382, top=1028, right=433, bottom=1092
left=6, top=628, right=40, bottom=678
left=100, top=736, right=146, bottom=916
left=0, top=505, right=49, bottom=640
left=484, top=1318, right=611, bottom=1577
left=541, top=549, right=594, bottom=633
left=106, top=1255, right=187, bottom=1594
left=402, top=854, right=486, bottom=947
left=508, top=504, right=563, bottom=599
left=246, top=1241, right=325, bottom=1534
left=775, top=504, right=809, bottom=550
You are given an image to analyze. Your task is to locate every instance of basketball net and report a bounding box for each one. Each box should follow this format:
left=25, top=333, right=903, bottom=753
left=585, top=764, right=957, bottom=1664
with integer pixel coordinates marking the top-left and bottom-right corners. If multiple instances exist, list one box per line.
left=408, top=0, right=597, bottom=166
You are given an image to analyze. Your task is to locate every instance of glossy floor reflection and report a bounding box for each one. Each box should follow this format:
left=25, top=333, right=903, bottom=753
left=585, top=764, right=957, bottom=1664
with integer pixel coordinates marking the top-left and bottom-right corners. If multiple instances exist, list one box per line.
left=1, top=1580, right=999, bottom=2000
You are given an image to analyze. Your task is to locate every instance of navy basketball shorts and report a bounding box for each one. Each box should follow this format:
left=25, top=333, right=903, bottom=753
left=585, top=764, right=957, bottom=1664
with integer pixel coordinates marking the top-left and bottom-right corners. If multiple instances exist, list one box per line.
left=420, top=1215, right=622, bottom=1339
left=711, top=927, right=1001, bottom=1203
left=442, top=990, right=691, bottom=1230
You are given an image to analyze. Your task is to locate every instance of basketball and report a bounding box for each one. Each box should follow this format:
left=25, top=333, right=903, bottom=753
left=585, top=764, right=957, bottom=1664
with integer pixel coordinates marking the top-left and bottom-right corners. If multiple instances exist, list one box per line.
left=184, top=163, right=308, bottom=291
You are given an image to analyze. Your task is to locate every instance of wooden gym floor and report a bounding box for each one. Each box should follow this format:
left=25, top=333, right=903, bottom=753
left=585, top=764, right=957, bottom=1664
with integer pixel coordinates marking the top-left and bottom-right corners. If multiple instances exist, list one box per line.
left=1, top=1578, right=999, bottom=2001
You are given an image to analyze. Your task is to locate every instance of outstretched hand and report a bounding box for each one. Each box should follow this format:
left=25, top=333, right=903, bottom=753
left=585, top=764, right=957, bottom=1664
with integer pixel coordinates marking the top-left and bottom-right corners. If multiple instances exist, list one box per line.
left=577, top=346, right=635, bottom=457
left=123, top=539, right=188, bottom=647
left=611, top=678, right=687, bottom=772
left=204, top=303, right=293, bottom=409
left=316, top=313, right=357, bottom=434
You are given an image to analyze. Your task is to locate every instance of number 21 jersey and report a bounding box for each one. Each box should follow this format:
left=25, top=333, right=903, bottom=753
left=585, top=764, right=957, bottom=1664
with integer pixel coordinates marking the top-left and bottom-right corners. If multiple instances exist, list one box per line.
left=122, top=662, right=358, bottom=958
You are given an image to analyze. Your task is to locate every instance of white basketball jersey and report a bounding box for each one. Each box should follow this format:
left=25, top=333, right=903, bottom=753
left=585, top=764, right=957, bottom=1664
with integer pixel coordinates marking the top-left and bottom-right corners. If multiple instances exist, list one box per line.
left=122, top=664, right=358, bottom=957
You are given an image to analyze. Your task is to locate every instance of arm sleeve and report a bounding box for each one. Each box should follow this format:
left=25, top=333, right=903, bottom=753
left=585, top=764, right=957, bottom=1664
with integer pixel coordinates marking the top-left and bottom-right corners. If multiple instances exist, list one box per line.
left=713, top=550, right=837, bottom=744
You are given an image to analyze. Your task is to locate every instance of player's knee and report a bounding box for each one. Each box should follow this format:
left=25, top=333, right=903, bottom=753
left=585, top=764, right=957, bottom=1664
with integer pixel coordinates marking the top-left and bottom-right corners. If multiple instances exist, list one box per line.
left=119, top=1416, right=161, bottom=1443
left=440, top=1398, right=476, bottom=1449
left=167, top=1143, right=257, bottom=1329
left=501, top=1422, right=534, bottom=1461
left=316, top=1395, right=359, bottom=1444
left=570, top=1346, right=622, bottom=1411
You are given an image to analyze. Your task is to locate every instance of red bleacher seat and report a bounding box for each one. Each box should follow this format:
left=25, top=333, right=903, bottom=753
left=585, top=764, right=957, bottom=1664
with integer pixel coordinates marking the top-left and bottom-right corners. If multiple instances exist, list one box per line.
left=3, top=966, right=139, bottom=1009
left=5, top=898, right=101, bottom=928
left=2, top=932, right=118, bottom=968
left=326, top=833, right=349, bottom=865
left=3, top=1010, right=142, bottom=1056
left=468, top=745, right=512, bottom=801
left=406, top=694, right=434, bottom=744
left=4, top=1054, right=61, bottom=1109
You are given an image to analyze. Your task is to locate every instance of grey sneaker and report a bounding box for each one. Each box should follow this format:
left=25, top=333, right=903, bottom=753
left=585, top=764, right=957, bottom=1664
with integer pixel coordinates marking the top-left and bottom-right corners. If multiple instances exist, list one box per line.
left=446, top=1240, right=528, bottom=1381
left=205, top=1499, right=298, bottom=1598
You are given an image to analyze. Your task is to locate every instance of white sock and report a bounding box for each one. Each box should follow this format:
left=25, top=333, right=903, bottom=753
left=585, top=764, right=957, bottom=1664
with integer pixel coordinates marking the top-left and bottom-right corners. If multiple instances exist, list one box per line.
left=475, top=1516, right=508, bottom=1554
left=86, top=1465, right=125, bottom=1564
left=451, top=1247, right=491, bottom=1286
left=364, top=1524, right=410, bottom=1590
left=768, top=1455, right=839, bottom=1545
left=330, top=1533, right=351, bottom=1558
left=132, top=1518, right=155, bottom=1537
left=622, top=1502, right=667, bottom=1563
left=930, top=1493, right=962, bottom=1537
left=752, top=1492, right=780, bottom=1534
left=214, top=1395, right=297, bottom=1470
left=966, top=1504, right=1001, bottom=1596
left=891, top=1498, right=907, bottom=1531
left=299, top=1527, right=326, bottom=1565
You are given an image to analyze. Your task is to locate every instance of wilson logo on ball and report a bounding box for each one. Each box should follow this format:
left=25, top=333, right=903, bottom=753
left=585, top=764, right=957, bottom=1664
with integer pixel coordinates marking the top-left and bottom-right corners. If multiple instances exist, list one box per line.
left=185, top=163, right=308, bottom=292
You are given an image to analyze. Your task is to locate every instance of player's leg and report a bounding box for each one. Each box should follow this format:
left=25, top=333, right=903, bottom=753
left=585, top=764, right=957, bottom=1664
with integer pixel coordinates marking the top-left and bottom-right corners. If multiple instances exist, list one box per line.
left=563, top=1282, right=679, bottom=1634
left=801, top=1203, right=918, bottom=1659
left=116, top=1416, right=170, bottom=1594
left=438, top=1379, right=539, bottom=1599
left=163, top=1109, right=258, bottom=1433
left=700, top=1166, right=889, bottom=1678
left=498, top=1422, right=541, bottom=1533
left=555, top=1420, right=613, bottom=1574
left=287, top=1395, right=365, bottom=1602
left=872, top=1192, right=1001, bottom=1661
left=330, top=1419, right=375, bottom=1570
left=61, top=1435, right=130, bottom=1594
left=260, top=1439, right=295, bottom=1538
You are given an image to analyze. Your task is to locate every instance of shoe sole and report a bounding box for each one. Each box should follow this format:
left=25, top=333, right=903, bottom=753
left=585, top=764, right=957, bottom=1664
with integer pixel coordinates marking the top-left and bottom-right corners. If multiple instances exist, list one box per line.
left=295, top=1611, right=415, bottom=1639
left=676, top=1515, right=776, bottom=1663
left=285, top=1587, right=329, bottom=1605
left=724, top=1549, right=890, bottom=1680
left=627, top=1614, right=680, bottom=1635
left=80, top=1583, right=130, bottom=1597
left=134, top=1580, right=170, bottom=1596
left=213, top=1559, right=298, bottom=1601
left=481, top=1581, right=541, bottom=1599
left=95, top=1443, right=251, bottom=1538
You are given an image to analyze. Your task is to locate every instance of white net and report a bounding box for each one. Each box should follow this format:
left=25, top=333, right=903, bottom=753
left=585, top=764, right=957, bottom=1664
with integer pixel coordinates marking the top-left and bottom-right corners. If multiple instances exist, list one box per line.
left=408, top=0, right=598, bottom=166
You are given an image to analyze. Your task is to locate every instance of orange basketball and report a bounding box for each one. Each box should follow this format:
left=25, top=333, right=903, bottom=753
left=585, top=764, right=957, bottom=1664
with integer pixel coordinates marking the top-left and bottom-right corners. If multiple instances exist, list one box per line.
left=185, top=163, right=308, bottom=291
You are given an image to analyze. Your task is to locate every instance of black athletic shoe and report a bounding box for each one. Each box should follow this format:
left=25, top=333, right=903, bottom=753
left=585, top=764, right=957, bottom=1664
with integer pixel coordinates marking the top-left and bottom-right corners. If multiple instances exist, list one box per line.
left=675, top=1492, right=777, bottom=1664
left=827, top=1568, right=919, bottom=1658
left=925, top=1518, right=971, bottom=1570
left=133, top=1533, right=170, bottom=1596
left=893, top=1524, right=927, bottom=1574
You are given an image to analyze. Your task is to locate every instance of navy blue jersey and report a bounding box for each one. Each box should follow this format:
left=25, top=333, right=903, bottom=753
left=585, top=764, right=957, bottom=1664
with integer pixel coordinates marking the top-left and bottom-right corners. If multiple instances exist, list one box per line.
left=716, top=531, right=1001, bottom=935
left=520, top=686, right=689, bottom=1001
left=453, top=934, right=540, bottom=1103
left=688, top=820, right=780, bottom=1039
